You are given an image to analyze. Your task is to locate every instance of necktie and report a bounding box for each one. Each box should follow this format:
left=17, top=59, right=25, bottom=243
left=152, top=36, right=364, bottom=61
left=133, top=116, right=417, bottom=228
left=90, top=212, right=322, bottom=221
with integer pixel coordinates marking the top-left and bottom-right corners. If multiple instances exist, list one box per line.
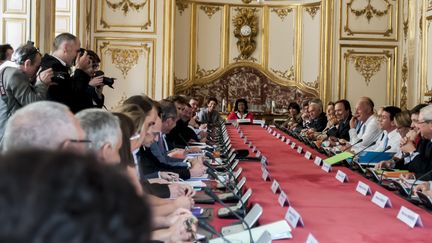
left=356, top=122, right=363, bottom=133
left=382, top=133, right=389, bottom=151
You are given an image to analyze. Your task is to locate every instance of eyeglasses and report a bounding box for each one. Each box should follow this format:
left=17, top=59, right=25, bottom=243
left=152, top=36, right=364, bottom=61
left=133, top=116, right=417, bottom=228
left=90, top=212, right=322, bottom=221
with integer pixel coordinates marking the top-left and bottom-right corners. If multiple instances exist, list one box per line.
left=67, top=139, right=92, bottom=143
left=416, top=120, right=431, bottom=124
left=130, top=133, right=140, bottom=141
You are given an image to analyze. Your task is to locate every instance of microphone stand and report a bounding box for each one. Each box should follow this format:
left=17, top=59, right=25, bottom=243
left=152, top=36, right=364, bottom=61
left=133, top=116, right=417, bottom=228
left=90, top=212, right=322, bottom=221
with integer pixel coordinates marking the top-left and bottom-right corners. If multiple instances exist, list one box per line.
left=198, top=220, right=232, bottom=243
left=204, top=187, right=254, bottom=243
left=409, top=169, right=432, bottom=200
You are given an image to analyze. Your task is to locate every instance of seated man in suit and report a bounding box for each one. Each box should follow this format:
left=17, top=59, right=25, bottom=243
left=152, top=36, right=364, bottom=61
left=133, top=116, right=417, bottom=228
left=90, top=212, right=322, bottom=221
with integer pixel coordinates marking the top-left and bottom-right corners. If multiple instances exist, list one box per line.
left=365, top=106, right=402, bottom=153
left=302, top=98, right=327, bottom=138
left=327, top=99, right=352, bottom=141
left=342, top=97, right=381, bottom=153
left=166, top=95, right=200, bottom=149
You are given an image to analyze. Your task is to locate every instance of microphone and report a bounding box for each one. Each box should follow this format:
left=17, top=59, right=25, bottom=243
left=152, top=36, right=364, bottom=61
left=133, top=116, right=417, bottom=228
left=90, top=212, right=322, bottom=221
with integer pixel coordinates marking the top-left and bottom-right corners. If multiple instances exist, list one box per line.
left=342, top=139, right=363, bottom=152
left=198, top=220, right=232, bottom=243
left=409, top=169, right=432, bottom=199
left=204, top=187, right=254, bottom=243
left=350, top=141, right=376, bottom=160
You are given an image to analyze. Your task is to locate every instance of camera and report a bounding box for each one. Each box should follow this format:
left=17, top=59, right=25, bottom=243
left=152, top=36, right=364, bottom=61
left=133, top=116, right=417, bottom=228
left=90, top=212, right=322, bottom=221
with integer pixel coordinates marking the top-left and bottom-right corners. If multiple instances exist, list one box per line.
left=94, top=70, right=115, bottom=89
left=51, top=71, right=69, bottom=84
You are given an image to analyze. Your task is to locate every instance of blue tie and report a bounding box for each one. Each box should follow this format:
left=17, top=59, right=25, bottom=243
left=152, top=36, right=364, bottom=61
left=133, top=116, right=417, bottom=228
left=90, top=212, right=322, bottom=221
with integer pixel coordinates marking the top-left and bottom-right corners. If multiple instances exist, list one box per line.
left=382, top=134, right=389, bottom=151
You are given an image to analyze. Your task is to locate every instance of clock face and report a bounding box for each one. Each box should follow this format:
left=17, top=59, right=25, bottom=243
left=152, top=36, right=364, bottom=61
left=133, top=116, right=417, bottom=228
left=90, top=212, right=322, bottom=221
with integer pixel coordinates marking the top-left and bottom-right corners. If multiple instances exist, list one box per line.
left=240, top=25, right=252, bottom=37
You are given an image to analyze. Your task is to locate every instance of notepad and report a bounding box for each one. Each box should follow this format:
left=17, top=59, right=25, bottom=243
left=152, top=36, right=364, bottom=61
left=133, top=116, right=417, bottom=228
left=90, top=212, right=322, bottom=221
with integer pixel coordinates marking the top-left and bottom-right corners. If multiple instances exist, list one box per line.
left=358, top=151, right=395, bottom=164
left=323, top=151, right=353, bottom=165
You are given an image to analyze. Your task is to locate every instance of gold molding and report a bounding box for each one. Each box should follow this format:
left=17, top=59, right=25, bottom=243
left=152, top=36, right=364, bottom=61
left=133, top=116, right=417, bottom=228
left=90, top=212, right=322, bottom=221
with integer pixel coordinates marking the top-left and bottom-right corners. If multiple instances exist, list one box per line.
left=195, top=64, right=218, bottom=79
left=105, top=0, right=147, bottom=15
left=199, top=5, right=220, bottom=18
left=95, top=37, right=156, bottom=98
left=303, top=76, right=319, bottom=89
left=403, top=19, right=408, bottom=41
left=347, top=51, right=389, bottom=86
left=271, top=66, right=295, bottom=80
left=349, top=0, right=390, bottom=22
left=305, top=6, right=320, bottom=19
left=232, top=7, right=258, bottom=61
left=103, top=46, right=147, bottom=79
left=339, top=45, right=397, bottom=104
left=174, top=75, right=187, bottom=85
left=270, top=7, right=293, bottom=21
left=96, top=0, right=154, bottom=32
left=241, top=0, right=252, bottom=4
left=176, top=0, right=189, bottom=15
left=341, top=0, right=397, bottom=40
left=400, top=56, right=408, bottom=109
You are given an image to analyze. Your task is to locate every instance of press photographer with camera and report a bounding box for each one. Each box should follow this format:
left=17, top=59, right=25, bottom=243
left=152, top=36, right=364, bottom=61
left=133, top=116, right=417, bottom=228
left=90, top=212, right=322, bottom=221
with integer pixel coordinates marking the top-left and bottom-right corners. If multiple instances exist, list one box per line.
left=0, top=42, right=53, bottom=142
left=84, top=50, right=115, bottom=109
left=41, top=33, right=93, bottom=113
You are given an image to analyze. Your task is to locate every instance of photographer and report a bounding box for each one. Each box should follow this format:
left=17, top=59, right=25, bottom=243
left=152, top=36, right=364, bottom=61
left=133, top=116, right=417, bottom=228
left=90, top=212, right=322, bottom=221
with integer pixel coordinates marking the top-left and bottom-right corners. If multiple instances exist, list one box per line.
left=0, top=42, right=53, bottom=141
left=85, top=50, right=105, bottom=108
left=41, top=33, right=92, bottom=113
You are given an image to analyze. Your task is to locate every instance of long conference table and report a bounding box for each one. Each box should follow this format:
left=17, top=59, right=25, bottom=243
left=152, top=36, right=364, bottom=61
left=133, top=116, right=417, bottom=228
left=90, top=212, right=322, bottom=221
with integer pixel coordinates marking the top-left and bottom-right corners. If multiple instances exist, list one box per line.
left=205, top=124, right=432, bottom=242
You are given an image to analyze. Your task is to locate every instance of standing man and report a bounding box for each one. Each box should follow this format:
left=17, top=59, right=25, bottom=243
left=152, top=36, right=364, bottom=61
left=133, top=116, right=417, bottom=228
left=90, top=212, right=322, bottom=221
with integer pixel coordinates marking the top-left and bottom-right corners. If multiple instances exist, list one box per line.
left=41, top=33, right=92, bottom=113
left=0, top=43, right=53, bottom=141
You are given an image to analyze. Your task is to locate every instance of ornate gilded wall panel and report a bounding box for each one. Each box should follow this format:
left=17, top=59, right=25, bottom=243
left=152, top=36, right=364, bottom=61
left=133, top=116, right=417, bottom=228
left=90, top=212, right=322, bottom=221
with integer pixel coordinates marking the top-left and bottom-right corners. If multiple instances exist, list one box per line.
left=338, top=45, right=397, bottom=108
left=423, top=15, right=432, bottom=96
left=94, top=38, right=155, bottom=109
left=340, top=0, right=399, bottom=41
left=174, top=1, right=192, bottom=87
left=268, top=6, right=297, bottom=83
left=95, top=0, right=155, bottom=33
left=300, top=4, right=321, bottom=92
left=195, top=3, right=223, bottom=80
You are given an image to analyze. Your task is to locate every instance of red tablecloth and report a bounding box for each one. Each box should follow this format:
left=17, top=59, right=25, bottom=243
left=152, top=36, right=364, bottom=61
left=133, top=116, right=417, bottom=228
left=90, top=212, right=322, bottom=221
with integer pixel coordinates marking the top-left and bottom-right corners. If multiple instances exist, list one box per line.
left=206, top=125, right=432, bottom=243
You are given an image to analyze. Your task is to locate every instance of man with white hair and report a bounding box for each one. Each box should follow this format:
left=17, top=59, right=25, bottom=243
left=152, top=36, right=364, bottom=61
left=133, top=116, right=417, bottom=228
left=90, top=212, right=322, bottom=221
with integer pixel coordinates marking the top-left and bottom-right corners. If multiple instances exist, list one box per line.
left=2, top=101, right=85, bottom=152
left=75, top=109, right=123, bottom=165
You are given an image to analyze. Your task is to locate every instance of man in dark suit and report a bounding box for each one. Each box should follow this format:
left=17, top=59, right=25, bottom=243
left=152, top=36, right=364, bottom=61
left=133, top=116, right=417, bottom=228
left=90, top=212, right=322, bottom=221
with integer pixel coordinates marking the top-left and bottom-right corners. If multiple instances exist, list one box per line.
left=0, top=43, right=53, bottom=140
left=305, top=98, right=327, bottom=132
left=327, top=99, right=352, bottom=141
left=40, top=33, right=92, bottom=113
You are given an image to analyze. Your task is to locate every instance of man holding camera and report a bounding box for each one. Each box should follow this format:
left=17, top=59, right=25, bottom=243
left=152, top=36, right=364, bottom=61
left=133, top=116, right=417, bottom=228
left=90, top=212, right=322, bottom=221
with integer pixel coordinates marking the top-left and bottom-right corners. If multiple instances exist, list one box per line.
left=0, top=42, right=53, bottom=142
left=41, top=33, right=93, bottom=113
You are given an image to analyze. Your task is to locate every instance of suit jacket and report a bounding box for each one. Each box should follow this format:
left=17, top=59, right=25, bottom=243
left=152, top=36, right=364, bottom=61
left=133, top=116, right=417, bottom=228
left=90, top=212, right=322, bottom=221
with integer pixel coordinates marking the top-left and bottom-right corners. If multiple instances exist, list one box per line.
left=41, top=54, right=92, bottom=113
left=150, top=135, right=187, bottom=167
left=396, top=139, right=432, bottom=180
left=165, top=119, right=199, bottom=149
left=138, top=147, right=191, bottom=180
left=308, top=112, right=327, bottom=132
left=0, top=64, right=49, bottom=139
left=327, top=114, right=352, bottom=141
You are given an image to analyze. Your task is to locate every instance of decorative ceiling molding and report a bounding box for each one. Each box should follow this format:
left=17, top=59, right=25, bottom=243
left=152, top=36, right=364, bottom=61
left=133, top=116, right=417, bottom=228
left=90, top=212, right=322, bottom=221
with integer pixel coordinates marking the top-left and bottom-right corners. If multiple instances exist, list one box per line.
left=199, top=5, right=221, bottom=18
left=271, top=8, right=294, bottom=21
left=105, top=0, right=148, bottom=15
left=176, top=0, right=188, bottom=15
left=348, top=0, right=390, bottom=23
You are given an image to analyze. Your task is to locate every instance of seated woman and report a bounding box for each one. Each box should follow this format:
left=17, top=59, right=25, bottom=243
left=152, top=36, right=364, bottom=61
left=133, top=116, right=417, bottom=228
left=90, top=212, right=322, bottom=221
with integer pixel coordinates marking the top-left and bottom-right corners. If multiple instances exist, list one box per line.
left=227, top=98, right=254, bottom=120
left=281, top=102, right=302, bottom=129
left=197, top=97, right=222, bottom=125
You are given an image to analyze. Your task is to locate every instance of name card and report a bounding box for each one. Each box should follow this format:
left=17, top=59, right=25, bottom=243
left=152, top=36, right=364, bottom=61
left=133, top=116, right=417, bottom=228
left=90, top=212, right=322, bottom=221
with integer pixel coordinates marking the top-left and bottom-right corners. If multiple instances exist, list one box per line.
left=291, top=142, right=296, bottom=149
left=243, top=136, right=248, bottom=144
left=371, top=191, right=392, bottom=208
left=271, top=180, right=280, bottom=194
left=397, top=206, right=423, bottom=228
left=321, top=162, right=332, bottom=173
left=306, top=233, right=319, bottom=243
left=240, top=132, right=244, bottom=138
left=335, top=170, right=348, bottom=183
left=280, top=136, right=286, bottom=142
left=248, top=141, right=253, bottom=148
left=260, top=123, right=265, bottom=128
left=314, top=157, right=323, bottom=166
left=304, top=151, right=312, bottom=160
left=261, top=163, right=266, bottom=172
left=261, top=156, right=268, bottom=166
left=252, top=145, right=257, bottom=153
left=356, top=181, right=372, bottom=196
left=256, top=150, right=262, bottom=158
left=256, top=230, right=272, bottom=243
left=262, top=169, right=270, bottom=181
left=285, top=206, right=304, bottom=228
left=297, top=146, right=303, bottom=154
left=285, top=139, right=291, bottom=145
left=278, top=191, right=289, bottom=207
left=276, top=133, right=281, bottom=139
left=267, top=128, right=272, bottom=134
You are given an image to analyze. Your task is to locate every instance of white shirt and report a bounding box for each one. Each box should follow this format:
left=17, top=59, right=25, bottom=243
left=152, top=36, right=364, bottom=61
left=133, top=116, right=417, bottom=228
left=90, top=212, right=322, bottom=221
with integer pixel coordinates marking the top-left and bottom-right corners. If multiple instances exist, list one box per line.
left=366, top=129, right=401, bottom=153
left=349, top=115, right=382, bottom=153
